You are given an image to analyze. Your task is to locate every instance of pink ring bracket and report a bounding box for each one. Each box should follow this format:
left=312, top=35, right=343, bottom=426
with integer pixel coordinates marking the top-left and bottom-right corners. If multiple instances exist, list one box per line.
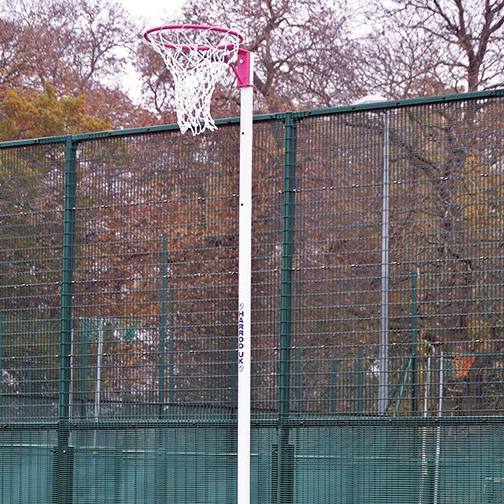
left=231, top=49, right=254, bottom=88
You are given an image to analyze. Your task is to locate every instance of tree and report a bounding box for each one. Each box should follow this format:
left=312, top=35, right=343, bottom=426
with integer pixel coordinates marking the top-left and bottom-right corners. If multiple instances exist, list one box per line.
left=0, top=84, right=110, bottom=140
left=136, top=0, right=362, bottom=117
left=0, top=0, right=133, bottom=94
left=83, top=87, right=157, bottom=129
left=361, top=0, right=504, bottom=98
left=0, top=18, right=34, bottom=94
left=336, top=2, right=504, bottom=414
left=0, top=0, right=154, bottom=132
left=355, top=25, right=458, bottom=99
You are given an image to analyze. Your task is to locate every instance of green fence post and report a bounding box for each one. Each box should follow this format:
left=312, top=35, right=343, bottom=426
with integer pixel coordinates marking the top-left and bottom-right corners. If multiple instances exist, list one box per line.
left=394, top=358, right=413, bottom=416
left=296, top=346, right=303, bottom=415
left=0, top=313, right=3, bottom=421
left=27, top=367, right=33, bottom=418
left=156, top=233, right=169, bottom=504
left=411, top=270, right=419, bottom=416
left=357, top=348, right=363, bottom=415
left=80, top=321, right=88, bottom=419
left=331, top=359, right=337, bottom=414
left=169, top=285, right=175, bottom=414
left=275, top=112, right=297, bottom=504
left=54, top=135, right=77, bottom=504
left=159, top=233, right=168, bottom=419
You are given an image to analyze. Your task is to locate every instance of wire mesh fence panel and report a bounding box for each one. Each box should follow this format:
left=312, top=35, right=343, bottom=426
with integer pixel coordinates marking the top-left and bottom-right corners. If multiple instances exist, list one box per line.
left=0, top=430, right=57, bottom=503
left=250, top=120, right=285, bottom=419
left=0, top=143, right=65, bottom=424
left=70, top=426, right=239, bottom=504
left=293, top=111, right=383, bottom=416
left=73, top=128, right=242, bottom=421
left=0, top=90, right=504, bottom=503
left=291, top=424, right=504, bottom=504
left=384, top=96, right=504, bottom=417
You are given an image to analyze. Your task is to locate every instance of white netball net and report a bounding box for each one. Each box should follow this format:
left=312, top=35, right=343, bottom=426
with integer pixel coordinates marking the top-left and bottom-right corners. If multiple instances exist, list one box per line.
left=144, top=26, right=242, bottom=135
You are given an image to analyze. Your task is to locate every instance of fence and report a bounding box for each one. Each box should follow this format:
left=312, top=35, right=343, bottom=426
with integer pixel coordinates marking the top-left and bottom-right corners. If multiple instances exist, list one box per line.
left=0, top=89, right=504, bottom=503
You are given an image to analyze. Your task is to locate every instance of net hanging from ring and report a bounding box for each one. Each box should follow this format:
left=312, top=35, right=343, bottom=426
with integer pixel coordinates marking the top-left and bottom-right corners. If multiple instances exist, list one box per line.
left=144, top=25, right=242, bottom=135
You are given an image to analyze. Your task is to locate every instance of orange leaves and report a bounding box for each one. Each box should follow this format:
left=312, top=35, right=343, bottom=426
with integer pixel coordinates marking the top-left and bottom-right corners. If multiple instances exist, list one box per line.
left=452, top=354, right=475, bottom=379
left=0, top=85, right=110, bottom=141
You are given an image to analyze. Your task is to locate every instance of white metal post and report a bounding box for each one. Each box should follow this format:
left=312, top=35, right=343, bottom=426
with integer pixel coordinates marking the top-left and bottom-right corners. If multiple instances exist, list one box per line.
left=433, top=352, right=444, bottom=504
left=419, top=355, right=431, bottom=504
left=237, top=52, right=254, bottom=504
left=93, top=319, right=104, bottom=448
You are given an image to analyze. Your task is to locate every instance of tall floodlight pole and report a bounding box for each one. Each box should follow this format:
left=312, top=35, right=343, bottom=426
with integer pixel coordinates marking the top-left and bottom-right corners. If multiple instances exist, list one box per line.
left=378, top=110, right=390, bottom=415
left=352, top=96, right=390, bottom=415
left=143, top=25, right=254, bottom=504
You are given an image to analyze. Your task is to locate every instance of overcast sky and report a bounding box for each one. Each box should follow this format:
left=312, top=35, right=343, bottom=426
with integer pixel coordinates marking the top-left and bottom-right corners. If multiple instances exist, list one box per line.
left=119, top=0, right=186, bottom=25
left=117, top=0, right=187, bottom=102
